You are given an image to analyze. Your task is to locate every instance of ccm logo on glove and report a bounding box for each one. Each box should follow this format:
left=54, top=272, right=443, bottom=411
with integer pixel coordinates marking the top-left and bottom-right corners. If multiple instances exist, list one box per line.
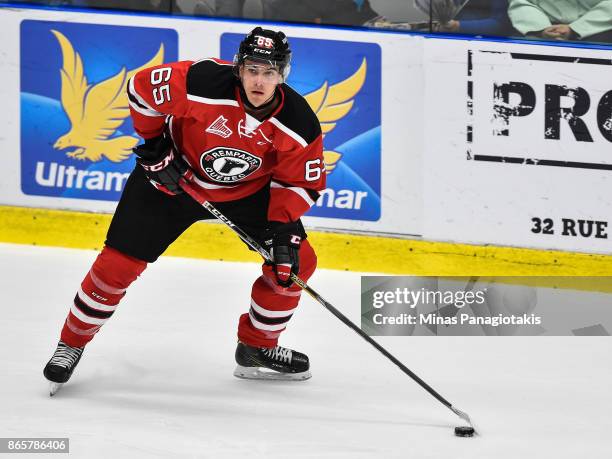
left=140, top=151, right=176, bottom=173
left=133, top=134, right=190, bottom=195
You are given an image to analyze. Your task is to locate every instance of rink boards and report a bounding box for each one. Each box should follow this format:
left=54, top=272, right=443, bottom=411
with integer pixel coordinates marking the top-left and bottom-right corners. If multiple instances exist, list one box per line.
left=2, top=205, right=612, bottom=276
left=0, top=5, right=611, bottom=258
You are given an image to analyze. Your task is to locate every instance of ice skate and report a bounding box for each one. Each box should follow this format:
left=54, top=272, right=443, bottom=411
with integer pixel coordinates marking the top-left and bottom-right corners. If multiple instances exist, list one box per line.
left=234, top=341, right=311, bottom=381
left=43, top=341, right=84, bottom=396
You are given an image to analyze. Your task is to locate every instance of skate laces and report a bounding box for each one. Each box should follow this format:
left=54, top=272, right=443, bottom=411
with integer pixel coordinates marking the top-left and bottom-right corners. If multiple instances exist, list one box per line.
left=263, top=346, right=292, bottom=363
left=49, top=342, right=83, bottom=369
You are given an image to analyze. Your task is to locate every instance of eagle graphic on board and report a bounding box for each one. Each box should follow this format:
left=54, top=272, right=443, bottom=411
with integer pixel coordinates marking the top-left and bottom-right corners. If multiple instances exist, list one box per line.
left=304, top=58, right=367, bottom=173
left=51, top=29, right=164, bottom=162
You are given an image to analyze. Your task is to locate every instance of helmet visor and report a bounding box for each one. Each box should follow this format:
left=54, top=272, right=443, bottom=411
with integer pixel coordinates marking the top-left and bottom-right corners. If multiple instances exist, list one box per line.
left=242, top=63, right=282, bottom=84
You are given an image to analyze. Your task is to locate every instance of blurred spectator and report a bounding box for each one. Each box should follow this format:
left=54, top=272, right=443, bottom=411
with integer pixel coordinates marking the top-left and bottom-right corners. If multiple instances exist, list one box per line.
left=265, top=0, right=380, bottom=26
left=508, top=0, right=612, bottom=43
left=200, top=0, right=380, bottom=26
left=10, top=0, right=87, bottom=5
left=193, top=0, right=215, bottom=16
left=327, top=0, right=381, bottom=25
left=213, top=0, right=245, bottom=17
left=438, top=0, right=513, bottom=36
left=87, top=0, right=168, bottom=12
left=414, top=0, right=463, bottom=29
left=12, top=0, right=169, bottom=11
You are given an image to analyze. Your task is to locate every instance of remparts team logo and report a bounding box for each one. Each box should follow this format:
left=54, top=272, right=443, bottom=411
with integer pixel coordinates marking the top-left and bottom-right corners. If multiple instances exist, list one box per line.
left=200, top=147, right=262, bottom=182
left=221, top=35, right=381, bottom=221
left=20, top=20, right=178, bottom=200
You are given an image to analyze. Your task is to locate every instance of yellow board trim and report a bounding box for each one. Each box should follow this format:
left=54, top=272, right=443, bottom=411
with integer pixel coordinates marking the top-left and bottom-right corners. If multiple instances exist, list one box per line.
left=1, top=206, right=612, bottom=279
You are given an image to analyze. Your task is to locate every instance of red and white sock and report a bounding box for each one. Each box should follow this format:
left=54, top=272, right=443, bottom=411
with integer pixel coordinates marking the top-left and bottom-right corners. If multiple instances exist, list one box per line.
left=238, top=240, right=317, bottom=348
left=60, top=246, right=147, bottom=348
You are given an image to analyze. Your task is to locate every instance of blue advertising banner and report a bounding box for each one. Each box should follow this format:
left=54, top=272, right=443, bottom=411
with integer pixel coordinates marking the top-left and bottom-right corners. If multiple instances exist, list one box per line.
left=20, top=20, right=178, bottom=201
left=221, top=34, right=382, bottom=221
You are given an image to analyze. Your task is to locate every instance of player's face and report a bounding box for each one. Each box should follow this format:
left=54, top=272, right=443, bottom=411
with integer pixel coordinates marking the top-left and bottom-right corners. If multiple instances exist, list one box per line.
left=239, top=61, right=282, bottom=107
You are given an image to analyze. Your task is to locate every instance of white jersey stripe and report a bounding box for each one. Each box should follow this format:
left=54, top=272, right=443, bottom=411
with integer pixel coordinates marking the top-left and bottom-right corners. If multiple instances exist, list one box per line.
left=128, top=76, right=164, bottom=116
left=269, top=117, right=308, bottom=148
left=250, top=298, right=297, bottom=318
left=70, top=303, right=108, bottom=326
left=128, top=98, right=165, bottom=117
left=270, top=181, right=315, bottom=207
left=193, top=58, right=233, bottom=66
left=168, top=115, right=175, bottom=145
left=248, top=311, right=288, bottom=332
left=187, top=94, right=240, bottom=107
left=168, top=115, right=182, bottom=153
left=77, top=288, right=118, bottom=312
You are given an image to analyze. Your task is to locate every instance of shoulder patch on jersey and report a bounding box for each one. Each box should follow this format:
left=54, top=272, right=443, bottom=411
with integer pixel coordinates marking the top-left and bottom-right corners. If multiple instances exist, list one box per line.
left=274, top=84, right=322, bottom=146
left=187, top=59, right=237, bottom=102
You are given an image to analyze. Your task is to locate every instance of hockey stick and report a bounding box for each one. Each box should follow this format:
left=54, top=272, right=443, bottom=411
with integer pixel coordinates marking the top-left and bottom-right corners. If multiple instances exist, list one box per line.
left=179, top=177, right=476, bottom=432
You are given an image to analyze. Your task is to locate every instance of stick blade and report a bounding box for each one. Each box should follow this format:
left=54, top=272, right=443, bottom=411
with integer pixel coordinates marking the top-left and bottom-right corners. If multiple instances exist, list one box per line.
left=450, top=406, right=479, bottom=435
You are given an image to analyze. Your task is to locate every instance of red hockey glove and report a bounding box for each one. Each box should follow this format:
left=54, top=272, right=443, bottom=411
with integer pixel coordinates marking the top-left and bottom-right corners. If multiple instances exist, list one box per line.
left=133, top=135, right=189, bottom=195
left=265, top=221, right=302, bottom=288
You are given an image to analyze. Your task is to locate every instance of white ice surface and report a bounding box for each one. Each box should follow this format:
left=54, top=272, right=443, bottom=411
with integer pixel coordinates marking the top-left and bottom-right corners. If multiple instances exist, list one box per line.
left=0, top=243, right=611, bottom=458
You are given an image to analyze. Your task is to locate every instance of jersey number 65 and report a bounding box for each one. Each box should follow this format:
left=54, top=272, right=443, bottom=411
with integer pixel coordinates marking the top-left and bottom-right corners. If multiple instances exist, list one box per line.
left=150, top=67, right=172, bottom=105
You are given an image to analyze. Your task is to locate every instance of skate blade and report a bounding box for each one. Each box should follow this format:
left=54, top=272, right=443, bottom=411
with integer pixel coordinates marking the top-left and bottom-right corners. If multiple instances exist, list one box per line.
left=233, top=365, right=311, bottom=381
left=49, top=382, right=63, bottom=396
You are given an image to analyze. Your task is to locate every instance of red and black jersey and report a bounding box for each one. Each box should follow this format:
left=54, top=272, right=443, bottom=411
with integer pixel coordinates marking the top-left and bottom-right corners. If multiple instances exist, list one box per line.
left=127, top=58, right=326, bottom=223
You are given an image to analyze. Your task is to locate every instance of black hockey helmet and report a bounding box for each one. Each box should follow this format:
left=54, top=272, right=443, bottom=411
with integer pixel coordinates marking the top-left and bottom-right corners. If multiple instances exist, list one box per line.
left=234, top=27, right=292, bottom=80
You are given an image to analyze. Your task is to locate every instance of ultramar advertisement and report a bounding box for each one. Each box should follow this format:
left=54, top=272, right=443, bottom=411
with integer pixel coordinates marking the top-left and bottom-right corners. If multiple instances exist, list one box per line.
left=20, top=20, right=179, bottom=201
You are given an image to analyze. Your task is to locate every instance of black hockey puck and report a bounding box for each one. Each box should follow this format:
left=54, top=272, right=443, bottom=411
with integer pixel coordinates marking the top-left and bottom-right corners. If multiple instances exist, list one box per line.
left=454, top=426, right=475, bottom=437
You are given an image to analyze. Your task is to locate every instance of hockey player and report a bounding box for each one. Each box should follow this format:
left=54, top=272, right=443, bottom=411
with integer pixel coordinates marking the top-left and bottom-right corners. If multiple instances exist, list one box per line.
left=43, top=27, right=326, bottom=393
